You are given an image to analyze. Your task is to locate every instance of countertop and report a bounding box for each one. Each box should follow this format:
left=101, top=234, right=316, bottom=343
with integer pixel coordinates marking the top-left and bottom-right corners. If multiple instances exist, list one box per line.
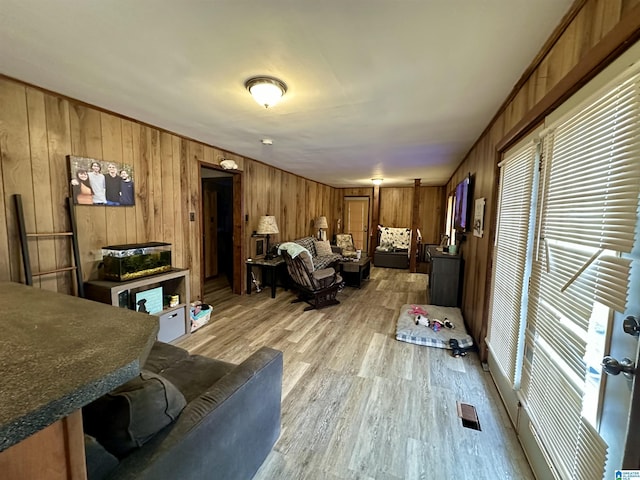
left=0, top=282, right=158, bottom=452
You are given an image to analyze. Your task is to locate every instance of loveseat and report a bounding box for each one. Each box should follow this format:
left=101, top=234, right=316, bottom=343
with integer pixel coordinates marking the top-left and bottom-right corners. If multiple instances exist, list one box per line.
left=83, top=341, right=283, bottom=480
left=293, top=236, right=342, bottom=270
left=373, top=226, right=415, bottom=269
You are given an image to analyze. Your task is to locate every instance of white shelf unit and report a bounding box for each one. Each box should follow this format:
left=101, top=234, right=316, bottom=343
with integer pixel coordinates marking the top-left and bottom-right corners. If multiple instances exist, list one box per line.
left=84, top=268, right=191, bottom=343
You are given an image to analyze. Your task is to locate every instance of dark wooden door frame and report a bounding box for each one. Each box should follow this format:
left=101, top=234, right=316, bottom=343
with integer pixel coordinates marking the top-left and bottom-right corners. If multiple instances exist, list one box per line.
left=198, top=163, right=243, bottom=296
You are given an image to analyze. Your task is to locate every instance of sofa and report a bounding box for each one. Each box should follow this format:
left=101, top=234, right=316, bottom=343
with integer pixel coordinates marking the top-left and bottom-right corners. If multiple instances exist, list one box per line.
left=82, top=341, right=283, bottom=480
left=373, top=226, right=414, bottom=269
left=293, top=236, right=342, bottom=270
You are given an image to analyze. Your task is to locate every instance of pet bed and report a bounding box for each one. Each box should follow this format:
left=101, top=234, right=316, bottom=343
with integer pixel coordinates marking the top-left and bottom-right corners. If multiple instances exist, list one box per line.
left=396, top=304, right=474, bottom=349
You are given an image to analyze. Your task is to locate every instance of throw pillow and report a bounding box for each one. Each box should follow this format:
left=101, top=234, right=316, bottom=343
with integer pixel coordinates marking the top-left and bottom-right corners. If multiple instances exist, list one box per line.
left=83, top=370, right=187, bottom=458
left=314, top=239, right=333, bottom=257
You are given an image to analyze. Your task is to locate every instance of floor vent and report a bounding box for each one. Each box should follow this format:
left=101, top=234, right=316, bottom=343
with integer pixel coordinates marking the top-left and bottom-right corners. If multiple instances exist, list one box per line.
left=457, top=402, right=481, bottom=431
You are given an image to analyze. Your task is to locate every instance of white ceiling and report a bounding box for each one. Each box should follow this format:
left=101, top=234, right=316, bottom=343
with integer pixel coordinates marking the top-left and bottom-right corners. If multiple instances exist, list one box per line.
left=0, top=0, right=573, bottom=187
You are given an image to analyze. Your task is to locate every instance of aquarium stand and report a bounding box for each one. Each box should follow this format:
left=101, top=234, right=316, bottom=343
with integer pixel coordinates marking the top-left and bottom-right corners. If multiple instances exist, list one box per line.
left=84, top=268, right=191, bottom=343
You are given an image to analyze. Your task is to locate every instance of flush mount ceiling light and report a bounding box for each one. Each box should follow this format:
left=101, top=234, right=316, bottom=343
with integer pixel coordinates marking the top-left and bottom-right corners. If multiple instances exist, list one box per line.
left=372, top=178, right=384, bottom=186
left=245, top=76, right=287, bottom=108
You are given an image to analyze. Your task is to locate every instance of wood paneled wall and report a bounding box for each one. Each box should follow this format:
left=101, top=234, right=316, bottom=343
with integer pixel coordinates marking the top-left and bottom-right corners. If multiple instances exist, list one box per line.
left=416, top=186, right=446, bottom=244
left=379, top=187, right=413, bottom=228
left=379, top=186, right=445, bottom=244
left=446, top=0, right=640, bottom=359
left=0, top=76, right=333, bottom=301
left=243, top=158, right=334, bottom=251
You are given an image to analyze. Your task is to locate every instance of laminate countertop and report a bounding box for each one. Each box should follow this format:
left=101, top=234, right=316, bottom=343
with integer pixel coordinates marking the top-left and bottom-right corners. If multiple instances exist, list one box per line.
left=0, top=281, right=158, bottom=452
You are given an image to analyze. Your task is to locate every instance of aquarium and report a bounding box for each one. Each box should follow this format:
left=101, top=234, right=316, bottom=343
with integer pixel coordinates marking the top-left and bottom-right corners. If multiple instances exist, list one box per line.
left=102, top=242, right=172, bottom=281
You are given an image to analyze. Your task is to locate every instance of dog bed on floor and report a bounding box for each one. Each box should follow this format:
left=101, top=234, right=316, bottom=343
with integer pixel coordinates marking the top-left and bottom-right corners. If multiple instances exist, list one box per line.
left=396, top=304, right=474, bottom=349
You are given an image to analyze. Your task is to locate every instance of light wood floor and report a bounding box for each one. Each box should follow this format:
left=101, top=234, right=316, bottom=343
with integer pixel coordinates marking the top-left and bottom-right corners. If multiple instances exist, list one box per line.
left=180, top=268, right=533, bottom=480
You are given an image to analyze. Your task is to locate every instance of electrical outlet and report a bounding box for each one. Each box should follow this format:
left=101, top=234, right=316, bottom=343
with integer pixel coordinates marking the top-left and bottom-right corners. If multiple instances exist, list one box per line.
left=190, top=212, right=195, bottom=221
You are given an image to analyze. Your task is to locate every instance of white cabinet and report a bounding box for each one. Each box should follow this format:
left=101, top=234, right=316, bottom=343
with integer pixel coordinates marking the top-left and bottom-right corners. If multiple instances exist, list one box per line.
left=85, top=268, right=190, bottom=343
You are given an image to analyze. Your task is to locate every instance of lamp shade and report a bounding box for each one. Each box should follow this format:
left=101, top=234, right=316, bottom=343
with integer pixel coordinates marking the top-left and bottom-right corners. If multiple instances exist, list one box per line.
left=316, top=216, right=328, bottom=229
left=257, top=215, right=279, bottom=235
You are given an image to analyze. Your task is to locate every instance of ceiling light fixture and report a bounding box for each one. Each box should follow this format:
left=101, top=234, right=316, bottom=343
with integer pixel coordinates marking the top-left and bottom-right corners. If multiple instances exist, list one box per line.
left=372, top=178, right=384, bottom=186
left=261, top=138, right=273, bottom=145
left=245, top=76, right=287, bottom=108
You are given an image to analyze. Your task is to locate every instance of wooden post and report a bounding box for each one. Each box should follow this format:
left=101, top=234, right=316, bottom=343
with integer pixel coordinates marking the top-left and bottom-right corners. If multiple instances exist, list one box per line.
left=410, top=179, right=421, bottom=273
left=369, top=185, right=380, bottom=259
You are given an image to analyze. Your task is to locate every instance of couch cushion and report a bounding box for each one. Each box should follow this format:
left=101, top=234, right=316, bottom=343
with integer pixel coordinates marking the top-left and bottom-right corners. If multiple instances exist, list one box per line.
left=314, top=239, right=333, bottom=256
left=84, top=434, right=119, bottom=480
left=83, top=370, right=187, bottom=458
left=158, top=354, right=236, bottom=402
left=142, top=341, right=190, bottom=374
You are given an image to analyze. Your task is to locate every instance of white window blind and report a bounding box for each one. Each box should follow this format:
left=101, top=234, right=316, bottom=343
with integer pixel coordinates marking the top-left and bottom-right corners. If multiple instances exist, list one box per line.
left=522, top=68, right=640, bottom=480
left=487, top=141, right=537, bottom=386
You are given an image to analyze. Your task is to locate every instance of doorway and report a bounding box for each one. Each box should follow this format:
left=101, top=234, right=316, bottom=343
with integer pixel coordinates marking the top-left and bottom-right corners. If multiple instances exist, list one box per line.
left=201, top=167, right=235, bottom=299
left=343, top=197, right=369, bottom=251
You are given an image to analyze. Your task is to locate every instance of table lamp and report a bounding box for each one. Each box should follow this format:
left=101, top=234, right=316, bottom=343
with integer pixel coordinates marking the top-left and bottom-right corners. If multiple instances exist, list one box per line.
left=316, top=216, right=328, bottom=241
left=257, top=215, right=279, bottom=259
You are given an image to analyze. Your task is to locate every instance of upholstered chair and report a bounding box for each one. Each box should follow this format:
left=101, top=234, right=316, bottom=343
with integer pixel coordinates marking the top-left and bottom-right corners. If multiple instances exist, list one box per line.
left=335, top=233, right=358, bottom=258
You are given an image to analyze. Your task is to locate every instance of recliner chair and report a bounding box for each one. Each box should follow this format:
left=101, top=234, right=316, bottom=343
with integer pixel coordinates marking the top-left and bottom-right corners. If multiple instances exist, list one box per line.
left=281, top=247, right=343, bottom=311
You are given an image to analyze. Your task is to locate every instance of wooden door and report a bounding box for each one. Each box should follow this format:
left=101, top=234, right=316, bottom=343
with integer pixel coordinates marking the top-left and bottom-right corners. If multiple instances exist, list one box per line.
left=344, top=197, right=369, bottom=251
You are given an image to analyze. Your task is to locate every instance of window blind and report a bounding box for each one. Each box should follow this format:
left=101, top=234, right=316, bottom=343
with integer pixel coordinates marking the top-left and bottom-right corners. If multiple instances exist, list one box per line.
left=487, top=141, right=537, bottom=386
left=522, top=68, right=640, bottom=480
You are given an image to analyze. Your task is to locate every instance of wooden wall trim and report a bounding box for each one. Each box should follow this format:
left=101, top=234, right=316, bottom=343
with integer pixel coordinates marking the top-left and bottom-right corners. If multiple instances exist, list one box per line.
left=233, top=172, right=243, bottom=294
left=497, top=2, right=640, bottom=153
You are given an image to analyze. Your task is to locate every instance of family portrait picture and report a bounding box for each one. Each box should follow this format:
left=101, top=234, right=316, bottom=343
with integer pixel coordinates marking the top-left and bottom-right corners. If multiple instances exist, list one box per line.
left=68, top=155, right=135, bottom=206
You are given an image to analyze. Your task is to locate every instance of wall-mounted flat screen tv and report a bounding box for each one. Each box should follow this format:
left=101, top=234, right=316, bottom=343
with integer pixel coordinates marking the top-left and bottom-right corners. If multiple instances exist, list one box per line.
left=454, top=175, right=472, bottom=231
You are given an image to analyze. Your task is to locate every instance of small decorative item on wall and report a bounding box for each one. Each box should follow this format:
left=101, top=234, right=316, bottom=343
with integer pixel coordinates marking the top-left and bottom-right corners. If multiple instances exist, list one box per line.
left=67, top=155, right=135, bottom=206
left=250, top=235, right=266, bottom=260
left=474, top=197, right=485, bottom=238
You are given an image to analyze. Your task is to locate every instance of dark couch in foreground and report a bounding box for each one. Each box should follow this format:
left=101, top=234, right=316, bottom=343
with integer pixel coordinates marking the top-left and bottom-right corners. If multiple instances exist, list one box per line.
left=83, top=342, right=283, bottom=480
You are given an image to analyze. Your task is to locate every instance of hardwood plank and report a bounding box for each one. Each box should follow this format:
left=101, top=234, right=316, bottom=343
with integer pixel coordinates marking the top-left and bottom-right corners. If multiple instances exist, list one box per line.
left=135, top=125, right=153, bottom=242
left=69, top=104, right=106, bottom=281
left=120, top=120, right=138, bottom=242
left=26, top=87, right=57, bottom=292
left=380, top=187, right=413, bottom=228
left=178, top=267, right=534, bottom=480
left=100, top=112, right=127, bottom=246
left=44, top=93, right=73, bottom=293
left=160, top=132, right=175, bottom=247
left=1, top=81, right=39, bottom=284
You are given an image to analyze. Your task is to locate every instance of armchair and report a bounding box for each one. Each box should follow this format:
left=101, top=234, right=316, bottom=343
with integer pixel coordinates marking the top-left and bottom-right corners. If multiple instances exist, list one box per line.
left=334, top=233, right=358, bottom=258
left=279, top=242, right=343, bottom=311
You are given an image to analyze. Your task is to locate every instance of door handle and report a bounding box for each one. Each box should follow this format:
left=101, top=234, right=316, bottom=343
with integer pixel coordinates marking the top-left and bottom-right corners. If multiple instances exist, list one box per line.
left=602, top=356, right=636, bottom=379
left=623, top=315, right=640, bottom=337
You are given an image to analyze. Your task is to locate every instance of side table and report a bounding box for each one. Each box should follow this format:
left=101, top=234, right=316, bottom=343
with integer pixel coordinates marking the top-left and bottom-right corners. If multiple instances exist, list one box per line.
left=339, top=256, right=371, bottom=288
left=246, top=257, right=287, bottom=298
